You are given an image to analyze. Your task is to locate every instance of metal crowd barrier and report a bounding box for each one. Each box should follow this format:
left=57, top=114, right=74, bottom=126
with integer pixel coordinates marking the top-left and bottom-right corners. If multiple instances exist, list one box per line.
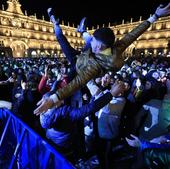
left=0, top=108, right=75, bottom=169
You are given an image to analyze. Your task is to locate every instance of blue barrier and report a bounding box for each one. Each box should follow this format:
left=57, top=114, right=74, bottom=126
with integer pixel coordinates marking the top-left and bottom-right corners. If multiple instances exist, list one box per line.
left=0, top=108, right=75, bottom=169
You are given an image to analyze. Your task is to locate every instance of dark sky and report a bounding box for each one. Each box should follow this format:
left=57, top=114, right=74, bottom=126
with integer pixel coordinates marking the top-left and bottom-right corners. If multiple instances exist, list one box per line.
left=1, top=0, right=169, bottom=27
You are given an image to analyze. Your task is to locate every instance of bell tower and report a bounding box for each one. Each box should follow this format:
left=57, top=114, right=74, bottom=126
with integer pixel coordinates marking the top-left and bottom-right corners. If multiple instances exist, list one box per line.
left=6, top=0, right=24, bottom=15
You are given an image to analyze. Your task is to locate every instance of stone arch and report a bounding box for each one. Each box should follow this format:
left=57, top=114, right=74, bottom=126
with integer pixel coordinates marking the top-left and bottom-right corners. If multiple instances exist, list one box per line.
left=127, top=43, right=136, bottom=56
left=123, top=43, right=136, bottom=59
left=10, top=40, right=28, bottom=57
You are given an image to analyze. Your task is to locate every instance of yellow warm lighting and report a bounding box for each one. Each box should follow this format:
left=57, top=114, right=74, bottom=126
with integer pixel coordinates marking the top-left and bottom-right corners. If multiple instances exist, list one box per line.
left=27, top=33, right=30, bottom=38
left=35, top=34, right=40, bottom=39
left=42, top=26, right=47, bottom=32
left=144, top=49, right=148, bottom=54
left=154, top=33, right=160, bottom=39
left=72, top=32, right=76, bottom=37
left=34, top=25, right=39, bottom=30
left=154, top=49, right=157, bottom=55
left=164, top=49, right=167, bottom=53
left=114, top=30, right=118, bottom=35
left=166, top=23, right=170, bottom=29
left=17, top=52, right=20, bottom=57
left=156, top=24, right=162, bottom=30
left=145, top=34, right=150, bottom=40
left=25, top=23, right=30, bottom=28
left=1, top=0, right=170, bottom=59
left=152, top=43, right=159, bottom=48
left=2, top=19, right=8, bottom=25
left=120, top=29, right=125, bottom=35
left=43, top=35, right=47, bottom=40
left=77, top=33, right=81, bottom=37
left=166, top=33, right=170, bottom=38
left=49, top=28, right=53, bottom=33
left=50, top=36, right=54, bottom=41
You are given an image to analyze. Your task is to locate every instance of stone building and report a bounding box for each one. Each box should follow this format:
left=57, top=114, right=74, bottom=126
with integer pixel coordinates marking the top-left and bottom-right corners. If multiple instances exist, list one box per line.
left=1, top=0, right=170, bottom=58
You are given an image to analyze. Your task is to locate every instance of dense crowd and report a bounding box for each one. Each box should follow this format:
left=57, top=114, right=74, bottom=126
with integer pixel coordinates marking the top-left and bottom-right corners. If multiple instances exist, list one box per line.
left=1, top=3, right=170, bottom=169
left=0, top=54, right=170, bottom=168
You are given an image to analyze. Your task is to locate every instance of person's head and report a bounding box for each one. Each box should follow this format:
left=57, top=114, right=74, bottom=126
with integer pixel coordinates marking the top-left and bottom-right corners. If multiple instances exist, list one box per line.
left=60, top=63, right=67, bottom=75
left=121, top=71, right=128, bottom=79
left=132, top=70, right=141, bottom=79
left=25, top=72, right=39, bottom=90
left=145, top=80, right=152, bottom=90
left=91, top=27, right=115, bottom=54
left=101, top=73, right=111, bottom=87
left=124, top=80, right=131, bottom=91
left=17, top=68, right=24, bottom=74
left=11, top=71, right=17, bottom=79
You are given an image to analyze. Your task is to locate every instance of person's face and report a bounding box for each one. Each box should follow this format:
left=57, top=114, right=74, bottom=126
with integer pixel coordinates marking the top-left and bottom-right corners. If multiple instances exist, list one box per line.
left=60, top=66, right=66, bottom=75
left=12, top=72, right=17, bottom=79
left=122, top=72, right=127, bottom=78
left=18, top=69, right=22, bottom=74
left=90, top=37, right=102, bottom=54
left=124, top=82, right=130, bottom=91
left=32, top=67, right=37, bottom=72
left=145, top=81, right=152, bottom=90
left=101, top=73, right=111, bottom=87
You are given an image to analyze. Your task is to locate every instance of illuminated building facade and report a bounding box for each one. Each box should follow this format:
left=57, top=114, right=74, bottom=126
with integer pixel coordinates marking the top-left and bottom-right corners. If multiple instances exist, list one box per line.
left=0, top=0, right=85, bottom=58
left=0, top=0, right=170, bottom=58
left=111, top=17, right=170, bottom=58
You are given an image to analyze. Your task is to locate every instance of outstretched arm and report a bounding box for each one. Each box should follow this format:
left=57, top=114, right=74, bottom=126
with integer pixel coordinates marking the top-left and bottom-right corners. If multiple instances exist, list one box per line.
left=47, top=8, right=79, bottom=65
left=125, top=134, right=142, bottom=148
left=34, top=58, right=103, bottom=116
left=69, top=81, right=125, bottom=120
left=77, top=17, right=92, bottom=51
left=126, top=134, right=170, bottom=150
left=116, top=3, right=170, bottom=54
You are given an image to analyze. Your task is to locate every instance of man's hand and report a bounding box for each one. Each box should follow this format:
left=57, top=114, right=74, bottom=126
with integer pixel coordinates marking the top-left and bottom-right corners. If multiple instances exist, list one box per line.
left=155, top=3, right=170, bottom=18
left=47, top=8, right=59, bottom=25
left=125, top=134, right=141, bottom=148
left=47, top=8, right=62, bottom=36
left=34, top=97, right=55, bottom=116
left=77, top=17, right=87, bottom=34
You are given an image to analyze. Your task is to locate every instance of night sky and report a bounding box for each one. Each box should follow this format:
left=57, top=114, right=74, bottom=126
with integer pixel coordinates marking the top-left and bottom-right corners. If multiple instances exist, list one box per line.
left=1, top=0, right=169, bottom=28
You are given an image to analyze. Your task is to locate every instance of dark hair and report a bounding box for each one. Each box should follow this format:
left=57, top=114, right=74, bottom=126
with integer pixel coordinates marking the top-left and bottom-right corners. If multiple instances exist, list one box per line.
left=93, top=27, right=115, bottom=48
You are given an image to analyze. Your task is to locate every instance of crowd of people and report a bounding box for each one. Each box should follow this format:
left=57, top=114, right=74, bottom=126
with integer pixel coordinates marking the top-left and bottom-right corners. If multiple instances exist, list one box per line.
left=0, top=3, right=170, bottom=169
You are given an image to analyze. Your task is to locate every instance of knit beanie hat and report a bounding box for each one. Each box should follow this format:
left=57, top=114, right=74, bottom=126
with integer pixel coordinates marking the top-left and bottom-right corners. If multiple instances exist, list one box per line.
left=93, top=27, right=115, bottom=47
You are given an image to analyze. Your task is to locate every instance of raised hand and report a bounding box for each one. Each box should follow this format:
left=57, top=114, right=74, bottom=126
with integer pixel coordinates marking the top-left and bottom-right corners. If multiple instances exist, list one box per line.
left=47, top=8, right=59, bottom=25
left=77, top=17, right=87, bottom=34
left=34, top=97, right=55, bottom=116
left=125, top=134, right=141, bottom=148
left=155, top=3, right=170, bottom=17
